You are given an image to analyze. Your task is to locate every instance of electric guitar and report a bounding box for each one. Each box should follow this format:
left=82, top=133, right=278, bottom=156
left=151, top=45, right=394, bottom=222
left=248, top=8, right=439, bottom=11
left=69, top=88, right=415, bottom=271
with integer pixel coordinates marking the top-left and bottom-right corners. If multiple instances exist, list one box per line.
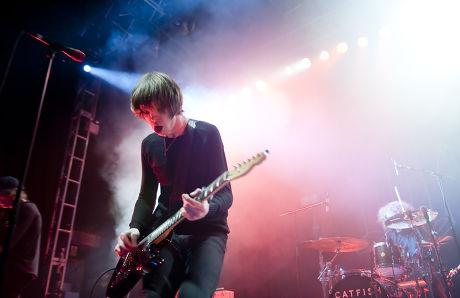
left=106, top=150, right=269, bottom=297
left=447, top=264, right=460, bottom=285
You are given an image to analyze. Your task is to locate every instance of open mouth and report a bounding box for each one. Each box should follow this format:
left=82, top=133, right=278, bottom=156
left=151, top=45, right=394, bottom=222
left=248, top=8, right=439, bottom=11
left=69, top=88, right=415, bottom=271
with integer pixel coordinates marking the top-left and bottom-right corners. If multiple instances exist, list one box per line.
left=154, top=125, right=163, bottom=134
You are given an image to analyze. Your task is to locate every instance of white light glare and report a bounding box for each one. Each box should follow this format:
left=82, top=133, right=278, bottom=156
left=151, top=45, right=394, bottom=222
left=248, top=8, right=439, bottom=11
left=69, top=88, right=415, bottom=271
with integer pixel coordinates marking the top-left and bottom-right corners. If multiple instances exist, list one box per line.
left=319, top=51, right=329, bottom=61
left=83, top=65, right=91, bottom=72
left=283, top=58, right=312, bottom=76
left=241, top=87, right=252, bottom=97
left=357, top=37, right=369, bottom=48
left=337, top=42, right=348, bottom=54
left=284, top=66, right=293, bottom=76
left=300, top=58, right=312, bottom=69
left=378, top=27, right=392, bottom=40
left=255, top=80, right=267, bottom=91
left=395, top=0, right=460, bottom=69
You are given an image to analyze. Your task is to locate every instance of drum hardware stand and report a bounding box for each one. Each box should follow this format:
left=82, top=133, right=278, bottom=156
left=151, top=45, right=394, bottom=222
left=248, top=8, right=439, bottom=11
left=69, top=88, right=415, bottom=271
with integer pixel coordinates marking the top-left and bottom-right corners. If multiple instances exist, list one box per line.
left=318, top=251, right=327, bottom=298
left=317, top=248, right=341, bottom=297
left=383, top=233, right=399, bottom=280
left=394, top=162, right=460, bottom=260
left=422, top=207, right=451, bottom=297
left=395, top=162, right=455, bottom=297
left=393, top=189, right=436, bottom=298
left=280, top=196, right=329, bottom=298
left=407, top=210, right=436, bottom=298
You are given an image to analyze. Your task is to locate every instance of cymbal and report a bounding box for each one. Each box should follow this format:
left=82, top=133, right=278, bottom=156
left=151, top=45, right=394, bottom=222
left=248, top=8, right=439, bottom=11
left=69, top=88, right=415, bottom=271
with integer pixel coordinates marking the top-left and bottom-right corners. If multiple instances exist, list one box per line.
left=421, top=235, right=453, bottom=247
left=300, top=237, right=369, bottom=253
left=385, top=209, right=438, bottom=229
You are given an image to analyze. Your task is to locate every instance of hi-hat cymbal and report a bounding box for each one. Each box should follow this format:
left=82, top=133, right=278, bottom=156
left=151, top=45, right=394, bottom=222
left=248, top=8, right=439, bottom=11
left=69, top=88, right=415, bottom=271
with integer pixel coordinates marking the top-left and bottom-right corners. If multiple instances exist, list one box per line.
left=385, top=208, right=438, bottom=230
left=300, top=237, right=369, bottom=253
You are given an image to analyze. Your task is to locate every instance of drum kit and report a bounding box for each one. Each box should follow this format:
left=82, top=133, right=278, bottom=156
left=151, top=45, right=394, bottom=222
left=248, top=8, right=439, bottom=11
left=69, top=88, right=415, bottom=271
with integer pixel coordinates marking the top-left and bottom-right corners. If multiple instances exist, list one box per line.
left=300, top=207, right=454, bottom=298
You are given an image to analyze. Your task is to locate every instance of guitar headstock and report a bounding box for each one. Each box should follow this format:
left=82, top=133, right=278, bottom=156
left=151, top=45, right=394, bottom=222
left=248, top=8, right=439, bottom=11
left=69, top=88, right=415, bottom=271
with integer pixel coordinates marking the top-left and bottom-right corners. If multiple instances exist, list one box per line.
left=227, top=150, right=269, bottom=181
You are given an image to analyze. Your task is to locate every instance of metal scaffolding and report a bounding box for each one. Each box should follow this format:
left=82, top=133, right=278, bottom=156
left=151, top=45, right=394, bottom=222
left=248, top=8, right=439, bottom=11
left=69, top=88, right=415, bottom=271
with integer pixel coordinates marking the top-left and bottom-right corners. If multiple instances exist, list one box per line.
left=43, top=77, right=100, bottom=297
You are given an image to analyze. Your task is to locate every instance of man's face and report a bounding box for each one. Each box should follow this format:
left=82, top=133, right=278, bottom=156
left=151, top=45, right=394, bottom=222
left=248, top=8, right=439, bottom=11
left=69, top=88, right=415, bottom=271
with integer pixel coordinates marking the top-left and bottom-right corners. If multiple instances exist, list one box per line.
left=0, top=188, right=16, bottom=208
left=138, top=103, right=176, bottom=137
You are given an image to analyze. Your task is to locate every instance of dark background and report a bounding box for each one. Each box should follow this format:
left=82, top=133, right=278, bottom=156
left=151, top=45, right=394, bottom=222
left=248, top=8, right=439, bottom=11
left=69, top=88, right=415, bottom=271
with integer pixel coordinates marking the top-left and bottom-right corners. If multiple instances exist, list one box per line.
left=1, top=1, right=460, bottom=297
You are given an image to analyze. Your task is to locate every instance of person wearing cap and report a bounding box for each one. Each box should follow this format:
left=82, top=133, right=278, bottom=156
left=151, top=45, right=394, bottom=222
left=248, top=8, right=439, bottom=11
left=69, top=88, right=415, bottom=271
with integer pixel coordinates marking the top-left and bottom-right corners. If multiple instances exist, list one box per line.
left=0, top=176, right=42, bottom=298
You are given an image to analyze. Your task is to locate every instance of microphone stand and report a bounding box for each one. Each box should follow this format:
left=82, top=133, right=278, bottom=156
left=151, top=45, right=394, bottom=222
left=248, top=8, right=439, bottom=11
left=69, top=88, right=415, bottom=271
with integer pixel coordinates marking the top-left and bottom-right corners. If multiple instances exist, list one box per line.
left=398, top=163, right=460, bottom=260
left=280, top=198, right=329, bottom=298
left=393, top=190, right=434, bottom=297
left=431, top=172, right=460, bottom=260
left=0, top=50, right=56, bottom=287
left=279, top=200, right=328, bottom=217
left=422, top=208, right=451, bottom=297
left=406, top=210, right=435, bottom=298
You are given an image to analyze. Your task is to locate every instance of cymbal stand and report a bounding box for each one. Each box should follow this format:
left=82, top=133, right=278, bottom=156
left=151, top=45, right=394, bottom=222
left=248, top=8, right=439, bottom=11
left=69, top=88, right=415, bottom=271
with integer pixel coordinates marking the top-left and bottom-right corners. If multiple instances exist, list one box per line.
left=384, top=233, right=398, bottom=280
left=422, top=207, right=451, bottom=297
left=394, top=186, right=431, bottom=294
left=431, top=172, right=460, bottom=260
left=406, top=210, right=436, bottom=298
left=281, top=196, right=329, bottom=298
left=397, top=163, right=460, bottom=259
left=317, top=248, right=341, bottom=297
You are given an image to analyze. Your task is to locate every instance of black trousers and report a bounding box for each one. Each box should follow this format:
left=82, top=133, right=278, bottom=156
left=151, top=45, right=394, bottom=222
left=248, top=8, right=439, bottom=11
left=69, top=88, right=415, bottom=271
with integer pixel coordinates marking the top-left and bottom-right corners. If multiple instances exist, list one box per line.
left=143, top=232, right=227, bottom=298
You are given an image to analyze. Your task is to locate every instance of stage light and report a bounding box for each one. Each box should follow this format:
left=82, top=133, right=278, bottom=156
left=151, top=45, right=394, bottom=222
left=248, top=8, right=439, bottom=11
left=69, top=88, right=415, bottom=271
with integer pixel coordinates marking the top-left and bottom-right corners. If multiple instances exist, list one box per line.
left=284, top=66, right=293, bottom=76
left=378, top=27, right=391, bottom=40
left=357, top=37, right=369, bottom=48
left=300, top=58, right=312, bottom=69
left=84, top=67, right=143, bottom=93
left=337, top=42, right=348, bottom=54
left=83, top=65, right=92, bottom=72
left=394, top=0, right=460, bottom=70
left=241, top=87, right=252, bottom=97
left=255, top=80, right=267, bottom=91
left=319, top=51, right=329, bottom=61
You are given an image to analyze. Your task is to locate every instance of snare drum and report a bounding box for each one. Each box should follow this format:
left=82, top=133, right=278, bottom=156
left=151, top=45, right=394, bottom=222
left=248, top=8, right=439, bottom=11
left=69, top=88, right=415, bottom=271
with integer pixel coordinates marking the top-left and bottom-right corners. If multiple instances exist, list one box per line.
left=373, top=242, right=405, bottom=278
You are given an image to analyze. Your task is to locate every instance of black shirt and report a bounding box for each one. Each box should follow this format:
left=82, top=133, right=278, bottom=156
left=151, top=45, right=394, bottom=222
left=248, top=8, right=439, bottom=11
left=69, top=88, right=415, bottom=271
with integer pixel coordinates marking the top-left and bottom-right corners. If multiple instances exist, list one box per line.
left=130, top=120, right=233, bottom=237
left=0, top=202, right=41, bottom=277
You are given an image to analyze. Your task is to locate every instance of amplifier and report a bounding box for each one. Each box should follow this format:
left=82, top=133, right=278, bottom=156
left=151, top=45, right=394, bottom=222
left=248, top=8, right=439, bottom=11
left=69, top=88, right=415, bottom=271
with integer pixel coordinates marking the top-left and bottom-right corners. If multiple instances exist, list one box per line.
left=213, top=289, right=234, bottom=298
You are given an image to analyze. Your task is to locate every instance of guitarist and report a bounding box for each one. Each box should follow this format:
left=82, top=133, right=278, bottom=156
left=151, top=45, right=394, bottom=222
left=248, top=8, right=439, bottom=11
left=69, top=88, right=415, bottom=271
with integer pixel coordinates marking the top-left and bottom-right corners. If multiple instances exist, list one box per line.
left=114, top=72, right=233, bottom=298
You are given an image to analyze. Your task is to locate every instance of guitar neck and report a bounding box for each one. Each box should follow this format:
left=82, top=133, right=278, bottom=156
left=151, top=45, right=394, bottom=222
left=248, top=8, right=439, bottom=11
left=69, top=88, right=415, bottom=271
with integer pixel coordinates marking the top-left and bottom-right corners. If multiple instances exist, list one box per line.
left=447, top=264, right=460, bottom=280
left=139, top=171, right=230, bottom=247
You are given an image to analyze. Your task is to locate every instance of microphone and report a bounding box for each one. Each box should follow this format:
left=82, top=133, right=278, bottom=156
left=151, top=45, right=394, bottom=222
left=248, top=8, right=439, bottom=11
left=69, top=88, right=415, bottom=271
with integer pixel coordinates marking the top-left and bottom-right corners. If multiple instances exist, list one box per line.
left=325, top=193, right=330, bottom=213
left=393, top=159, right=399, bottom=176
left=26, top=32, right=86, bottom=62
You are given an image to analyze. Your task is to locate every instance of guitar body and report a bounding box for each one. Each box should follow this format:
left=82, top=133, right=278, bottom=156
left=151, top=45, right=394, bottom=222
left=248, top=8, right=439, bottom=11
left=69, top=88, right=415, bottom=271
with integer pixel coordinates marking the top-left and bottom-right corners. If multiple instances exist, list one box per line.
left=106, top=243, right=165, bottom=297
left=106, top=254, right=143, bottom=298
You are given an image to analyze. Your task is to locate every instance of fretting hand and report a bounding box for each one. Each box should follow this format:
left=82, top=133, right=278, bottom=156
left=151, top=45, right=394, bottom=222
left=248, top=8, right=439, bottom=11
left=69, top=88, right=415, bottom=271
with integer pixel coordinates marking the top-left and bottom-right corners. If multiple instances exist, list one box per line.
left=181, top=188, right=209, bottom=221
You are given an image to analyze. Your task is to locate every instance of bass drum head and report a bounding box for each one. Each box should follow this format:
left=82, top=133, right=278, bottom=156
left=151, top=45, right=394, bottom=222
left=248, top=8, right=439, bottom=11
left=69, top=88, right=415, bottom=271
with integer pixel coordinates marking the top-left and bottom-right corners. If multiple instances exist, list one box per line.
left=328, top=274, right=409, bottom=298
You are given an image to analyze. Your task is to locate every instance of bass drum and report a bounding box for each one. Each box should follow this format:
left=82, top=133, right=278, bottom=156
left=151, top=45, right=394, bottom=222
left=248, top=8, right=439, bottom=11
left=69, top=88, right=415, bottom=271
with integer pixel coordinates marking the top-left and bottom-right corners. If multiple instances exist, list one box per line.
left=329, top=273, right=409, bottom=298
